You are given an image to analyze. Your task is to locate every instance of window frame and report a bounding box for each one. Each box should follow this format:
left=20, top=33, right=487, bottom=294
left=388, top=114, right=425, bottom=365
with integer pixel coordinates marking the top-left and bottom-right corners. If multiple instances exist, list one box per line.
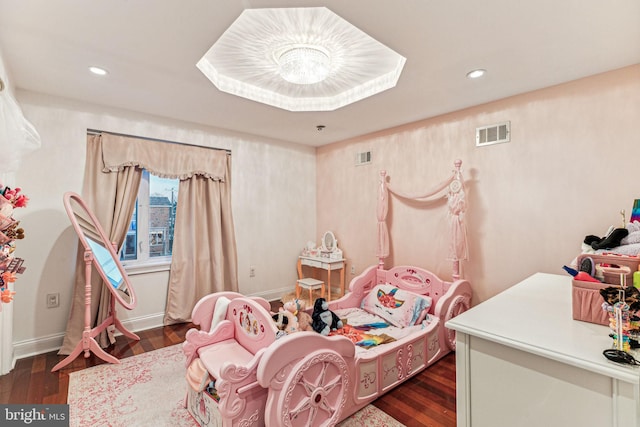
left=120, top=170, right=175, bottom=275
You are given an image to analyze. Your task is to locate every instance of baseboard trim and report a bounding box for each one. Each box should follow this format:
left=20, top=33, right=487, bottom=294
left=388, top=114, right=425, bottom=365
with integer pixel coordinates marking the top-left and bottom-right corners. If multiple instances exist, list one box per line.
left=12, top=288, right=303, bottom=363
left=248, top=286, right=293, bottom=302
left=13, top=332, right=66, bottom=361
left=12, top=312, right=166, bottom=362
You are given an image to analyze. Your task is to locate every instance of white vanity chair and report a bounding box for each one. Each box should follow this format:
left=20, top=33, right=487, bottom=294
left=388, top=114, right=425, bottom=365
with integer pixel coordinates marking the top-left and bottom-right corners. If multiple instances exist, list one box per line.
left=297, top=231, right=345, bottom=303
left=295, top=277, right=325, bottom=307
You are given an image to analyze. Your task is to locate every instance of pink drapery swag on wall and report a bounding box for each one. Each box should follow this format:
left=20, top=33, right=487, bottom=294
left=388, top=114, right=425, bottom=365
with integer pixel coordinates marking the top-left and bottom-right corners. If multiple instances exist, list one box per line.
left=376, top=159, right=468, bottom=279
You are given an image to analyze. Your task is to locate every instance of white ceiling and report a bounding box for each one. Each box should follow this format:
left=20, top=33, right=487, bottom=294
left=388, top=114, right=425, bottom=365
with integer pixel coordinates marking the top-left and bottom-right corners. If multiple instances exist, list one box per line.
left=0, top=0, right=639, bottom=147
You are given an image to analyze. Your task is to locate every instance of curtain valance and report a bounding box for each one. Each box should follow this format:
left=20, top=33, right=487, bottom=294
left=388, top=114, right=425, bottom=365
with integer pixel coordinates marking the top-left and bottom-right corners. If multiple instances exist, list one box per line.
left=98, top=132, right=228, bottom=181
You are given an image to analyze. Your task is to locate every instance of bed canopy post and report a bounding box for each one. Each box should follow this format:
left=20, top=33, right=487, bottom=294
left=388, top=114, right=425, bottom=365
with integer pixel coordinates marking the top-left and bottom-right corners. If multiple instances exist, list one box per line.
left=376, top=170, right=389, bottom=270
left=451, top=159, right=463, bottom=281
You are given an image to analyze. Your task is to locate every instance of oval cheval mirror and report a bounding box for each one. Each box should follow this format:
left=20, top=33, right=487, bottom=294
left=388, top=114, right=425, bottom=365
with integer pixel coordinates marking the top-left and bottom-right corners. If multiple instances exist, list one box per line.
left=65, top=192, right=136, bottom=308
left=51, top=192, right=139, bottom=372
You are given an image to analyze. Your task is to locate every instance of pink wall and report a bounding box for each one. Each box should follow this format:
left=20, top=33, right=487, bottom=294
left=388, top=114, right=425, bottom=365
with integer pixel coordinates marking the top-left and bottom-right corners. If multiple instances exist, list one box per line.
left=317, top=64, right=640, bottom=304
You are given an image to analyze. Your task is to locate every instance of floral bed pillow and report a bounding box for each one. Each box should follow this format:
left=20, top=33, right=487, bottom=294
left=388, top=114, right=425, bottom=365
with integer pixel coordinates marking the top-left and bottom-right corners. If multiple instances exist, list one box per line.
left=361, top=284, right=432, bottom=327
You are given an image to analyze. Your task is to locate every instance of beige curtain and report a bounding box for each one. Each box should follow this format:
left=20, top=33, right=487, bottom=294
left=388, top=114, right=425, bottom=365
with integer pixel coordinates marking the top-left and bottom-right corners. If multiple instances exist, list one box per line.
left=164, top=155, right=238, bottom=324
left=59, top=134, right=142, bottom=354
left=60, top=131, right=237, bottom=353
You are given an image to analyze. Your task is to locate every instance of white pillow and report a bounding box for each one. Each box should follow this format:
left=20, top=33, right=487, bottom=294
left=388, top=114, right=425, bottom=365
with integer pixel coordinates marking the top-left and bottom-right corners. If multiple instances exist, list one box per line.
left=361, top=284, right=432, bottom=327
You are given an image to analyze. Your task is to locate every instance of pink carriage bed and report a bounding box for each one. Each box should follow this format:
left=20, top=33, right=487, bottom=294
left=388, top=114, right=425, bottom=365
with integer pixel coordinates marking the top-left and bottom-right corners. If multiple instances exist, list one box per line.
left=182, top=160, right=472, bottom=427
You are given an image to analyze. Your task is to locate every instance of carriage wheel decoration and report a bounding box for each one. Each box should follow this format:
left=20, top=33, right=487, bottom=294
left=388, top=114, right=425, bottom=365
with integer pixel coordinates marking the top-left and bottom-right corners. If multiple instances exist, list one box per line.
left=279, top=351, right=349, bottom=427
left=444, top=295, right=470, bottom=351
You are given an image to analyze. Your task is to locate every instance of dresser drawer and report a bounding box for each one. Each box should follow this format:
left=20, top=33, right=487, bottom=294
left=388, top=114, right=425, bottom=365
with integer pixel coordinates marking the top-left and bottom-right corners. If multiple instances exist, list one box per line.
left=302, top=258, right=323, bottom=268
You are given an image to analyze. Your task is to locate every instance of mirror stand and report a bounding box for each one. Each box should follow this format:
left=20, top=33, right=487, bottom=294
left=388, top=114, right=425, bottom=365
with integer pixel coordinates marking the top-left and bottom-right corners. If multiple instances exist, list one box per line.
left=51, top=192, right=140, bottom=372
left=51, top=250, right=140, bottom=372
left=51, top=250, right=140, bottom=371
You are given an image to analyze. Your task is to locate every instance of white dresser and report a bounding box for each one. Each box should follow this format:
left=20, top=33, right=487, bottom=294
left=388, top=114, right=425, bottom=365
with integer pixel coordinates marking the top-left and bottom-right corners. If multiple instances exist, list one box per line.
left=446, top=273, right=639, bottom=427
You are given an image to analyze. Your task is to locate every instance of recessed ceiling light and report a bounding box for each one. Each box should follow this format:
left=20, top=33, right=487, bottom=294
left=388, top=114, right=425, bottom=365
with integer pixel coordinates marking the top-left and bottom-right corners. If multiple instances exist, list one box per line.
left=466, top=69, right=486, bottom=79
left=89, top=66, right=108, bottom=76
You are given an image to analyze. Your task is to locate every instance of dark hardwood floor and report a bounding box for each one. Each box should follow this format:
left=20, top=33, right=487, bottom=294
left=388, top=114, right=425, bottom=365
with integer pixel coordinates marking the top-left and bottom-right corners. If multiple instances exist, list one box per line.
left=0, top=321, right=456, bottom=426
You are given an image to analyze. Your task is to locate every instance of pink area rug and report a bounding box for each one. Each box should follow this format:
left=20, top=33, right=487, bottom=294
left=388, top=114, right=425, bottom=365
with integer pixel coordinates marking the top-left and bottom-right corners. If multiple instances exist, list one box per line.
left=68, top=344, right=404, bottom=427
left=338, top=404, right=404, bottom=427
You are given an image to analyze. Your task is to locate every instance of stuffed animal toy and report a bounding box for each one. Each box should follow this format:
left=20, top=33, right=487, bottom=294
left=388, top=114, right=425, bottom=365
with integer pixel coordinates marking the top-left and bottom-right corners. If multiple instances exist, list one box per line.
left=271, top=311, right=288, bottom=339
left=282, top=297, right=313, bottom=331
left=311, top=297, right=343, bottom=336
left=272, top=311, right=289, bottom=331
left=272, top=309, right=299, bottom=334
left=279, top=308, right=299, bottom=333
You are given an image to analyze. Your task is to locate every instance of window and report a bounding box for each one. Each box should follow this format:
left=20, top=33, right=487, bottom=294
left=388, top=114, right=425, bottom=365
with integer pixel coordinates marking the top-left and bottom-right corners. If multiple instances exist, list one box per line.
left=121, top=170, right=178, bottom=272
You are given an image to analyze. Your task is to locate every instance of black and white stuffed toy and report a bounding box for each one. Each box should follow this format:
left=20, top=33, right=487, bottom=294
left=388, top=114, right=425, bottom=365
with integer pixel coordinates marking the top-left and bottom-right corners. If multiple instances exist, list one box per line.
left=311, top=298, right=343, bottom=336
left=272, top=312, right=289, bottom=339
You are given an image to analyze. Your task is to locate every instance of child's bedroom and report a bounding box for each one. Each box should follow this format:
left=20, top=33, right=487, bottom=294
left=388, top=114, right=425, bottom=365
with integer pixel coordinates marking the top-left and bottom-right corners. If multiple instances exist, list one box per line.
left=0, top=1, right=639, bottom=426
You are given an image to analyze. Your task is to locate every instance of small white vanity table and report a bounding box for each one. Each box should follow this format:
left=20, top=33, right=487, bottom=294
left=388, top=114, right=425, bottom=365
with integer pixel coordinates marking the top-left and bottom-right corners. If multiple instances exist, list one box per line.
left=446, top=273, right=639, bottom=427
left=297, top=231, right=345, bottom=301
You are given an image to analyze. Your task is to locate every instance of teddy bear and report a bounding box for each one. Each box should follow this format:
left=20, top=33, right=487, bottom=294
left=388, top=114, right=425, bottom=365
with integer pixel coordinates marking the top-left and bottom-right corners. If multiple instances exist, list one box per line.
left=281, top=296, right=313, bottom=331
left=311, top=297, right=343, bottom=336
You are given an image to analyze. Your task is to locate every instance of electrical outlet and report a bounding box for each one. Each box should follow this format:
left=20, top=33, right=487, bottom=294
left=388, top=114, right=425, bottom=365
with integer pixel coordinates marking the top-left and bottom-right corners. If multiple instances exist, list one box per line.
left=351, top=265, right=356, bottom=275
left=249, top=266, right=256, bottom=277
left=46, top=293, right=60, bottom=308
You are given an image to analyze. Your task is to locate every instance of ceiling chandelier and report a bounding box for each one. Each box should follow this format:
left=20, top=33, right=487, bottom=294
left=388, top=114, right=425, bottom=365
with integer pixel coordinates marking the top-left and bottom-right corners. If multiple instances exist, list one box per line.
left=276, top=45, right=331, bottom=85
left=197, top=7, right=406, bottom=112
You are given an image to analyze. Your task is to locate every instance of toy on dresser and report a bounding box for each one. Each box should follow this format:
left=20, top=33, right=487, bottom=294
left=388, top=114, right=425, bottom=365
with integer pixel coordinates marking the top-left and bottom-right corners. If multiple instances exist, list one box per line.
left=603, top=286, right=639, bottom=339
left=600, top=282, right=640, bottom=366
left=606, top=300, right=632, bottom=352
left=602, top=298, right=640, bottom=365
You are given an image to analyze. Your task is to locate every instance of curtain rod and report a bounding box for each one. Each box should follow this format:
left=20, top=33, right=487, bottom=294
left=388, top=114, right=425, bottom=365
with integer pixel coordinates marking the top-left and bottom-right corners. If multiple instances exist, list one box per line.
left=86, top=128, right=231, bottom=154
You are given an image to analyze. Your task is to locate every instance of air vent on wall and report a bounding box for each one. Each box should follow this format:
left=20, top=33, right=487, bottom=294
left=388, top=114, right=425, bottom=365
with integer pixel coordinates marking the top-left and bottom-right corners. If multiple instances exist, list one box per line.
left=476, top=121, right=510, bottom=147
left=355, top=151, right=372, bottom=166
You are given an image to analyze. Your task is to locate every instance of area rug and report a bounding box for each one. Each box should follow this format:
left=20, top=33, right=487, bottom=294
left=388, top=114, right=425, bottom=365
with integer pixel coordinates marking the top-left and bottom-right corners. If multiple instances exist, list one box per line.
left=68, top=344, right=404, bottom=427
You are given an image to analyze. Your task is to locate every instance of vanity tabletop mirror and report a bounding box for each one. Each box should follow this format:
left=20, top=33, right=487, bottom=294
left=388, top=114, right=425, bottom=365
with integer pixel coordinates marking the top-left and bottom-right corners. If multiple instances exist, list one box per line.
left=321, top=230, right=337, bottom=253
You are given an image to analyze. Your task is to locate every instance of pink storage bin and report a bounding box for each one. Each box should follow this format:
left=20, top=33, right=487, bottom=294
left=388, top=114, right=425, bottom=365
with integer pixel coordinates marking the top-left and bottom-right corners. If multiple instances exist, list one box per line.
left=571, top=253, right=640, bottom=325
left=571, top=279, right=609, bottom=325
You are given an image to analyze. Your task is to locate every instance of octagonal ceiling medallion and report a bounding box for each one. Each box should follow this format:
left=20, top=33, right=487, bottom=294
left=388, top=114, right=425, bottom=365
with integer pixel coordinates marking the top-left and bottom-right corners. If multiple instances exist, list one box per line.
left=196, top=7, right=406, bottom=112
